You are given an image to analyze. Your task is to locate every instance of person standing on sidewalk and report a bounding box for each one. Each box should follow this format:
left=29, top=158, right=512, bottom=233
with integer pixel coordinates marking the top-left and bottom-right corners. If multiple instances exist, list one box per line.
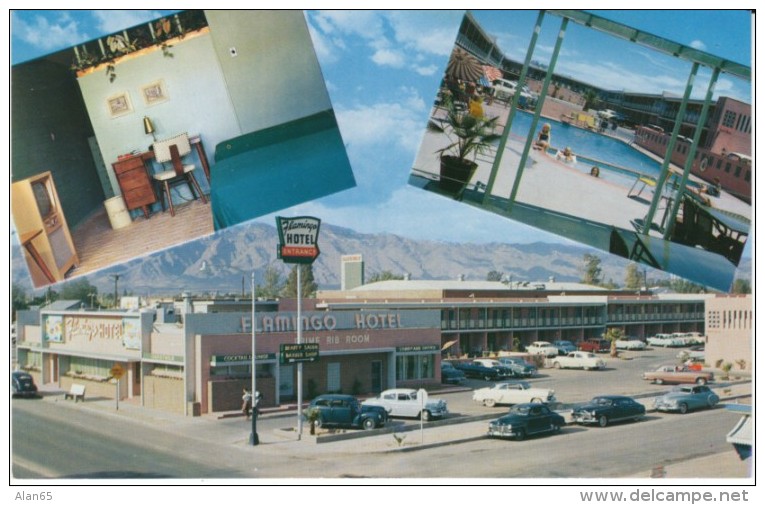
left=242, top=388, right=253, bottom=419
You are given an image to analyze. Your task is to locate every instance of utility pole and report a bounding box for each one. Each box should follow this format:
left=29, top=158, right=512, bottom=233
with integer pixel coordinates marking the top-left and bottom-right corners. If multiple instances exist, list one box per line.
left=111, top=274, right=121, bottom=308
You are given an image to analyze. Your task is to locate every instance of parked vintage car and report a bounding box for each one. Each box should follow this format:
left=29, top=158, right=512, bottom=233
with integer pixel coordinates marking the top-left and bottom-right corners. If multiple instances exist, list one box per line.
left=615, top=337, right=647, bottom=351
left=307, top=394, right=388, bottom=430
left=647, top=333, right=686, bottom=348
left=673, top=332, right=706, bottom=346
left=440, top=361, right=466, bottom=384
left=642, top=365, right=714, bottom=385
left=676, top=346, right=705, bottom=361
left=454, top=360, right=509, bottom=381
left=578, top=338, right=610, bottom=353
left=653, top=385, right=719, bottom=414
left=362, top=388, right=448, bottom=421
left=552, top=340, right=577, bottom=355
left=487, top=403, right=565, bottom=440
left=11, top=371, right=38, bottom=398
left=472, top=359, right=518, bottom=377
left=497, top=356, right=538, bottom=377
left=472, top=380, right=556, bottom=407
left=551, top=351, right=606, bottom=370
left=525, top=341, right=559, bottom=357
left=571, top=395, right=646, bottom=427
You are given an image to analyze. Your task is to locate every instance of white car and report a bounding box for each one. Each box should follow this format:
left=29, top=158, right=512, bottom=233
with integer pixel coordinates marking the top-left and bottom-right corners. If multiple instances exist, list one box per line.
left=491, top=78, right=535, bottom=101
left=362, top=388, right=448, bottom=421
left=526, top=341, right=559, bottom=357
left=647, top=333, right=685, bottom=348
left=615, top=338, right=647, bottom=351
left=551, top=351, right=606, bottom=370
left=472, top=380, right=556, bottom=407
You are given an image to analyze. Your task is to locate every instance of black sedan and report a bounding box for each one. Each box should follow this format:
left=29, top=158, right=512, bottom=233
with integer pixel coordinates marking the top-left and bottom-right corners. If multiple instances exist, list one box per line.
left=572, top=395, right=645, bottom=427
left=12, top=371, right=38, bottom=398
left=487, top=403, right=565, bottom=441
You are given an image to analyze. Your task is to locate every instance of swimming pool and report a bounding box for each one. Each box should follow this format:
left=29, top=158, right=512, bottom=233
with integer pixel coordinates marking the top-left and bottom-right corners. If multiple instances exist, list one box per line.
left=509, top=110, right=663, bottom=178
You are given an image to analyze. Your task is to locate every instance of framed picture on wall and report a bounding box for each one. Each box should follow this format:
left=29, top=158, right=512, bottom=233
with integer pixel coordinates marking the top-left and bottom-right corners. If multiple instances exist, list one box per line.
left=140, top=80, right=168, bottom=106
left=106, top=92, right=133, bottom=118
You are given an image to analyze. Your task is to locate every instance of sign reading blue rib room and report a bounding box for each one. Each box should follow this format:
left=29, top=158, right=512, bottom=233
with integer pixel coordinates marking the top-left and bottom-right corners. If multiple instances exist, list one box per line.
left=276, top=216, right=321, bottom=264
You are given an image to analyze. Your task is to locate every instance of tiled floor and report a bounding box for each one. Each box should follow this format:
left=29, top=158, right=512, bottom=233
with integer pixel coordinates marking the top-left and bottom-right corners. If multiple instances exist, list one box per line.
left=69, top=198, right=213, bottom=279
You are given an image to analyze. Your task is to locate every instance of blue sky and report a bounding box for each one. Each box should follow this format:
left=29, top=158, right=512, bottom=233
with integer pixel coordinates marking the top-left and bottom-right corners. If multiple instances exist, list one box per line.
left=9, top=9, right=753, bottom=247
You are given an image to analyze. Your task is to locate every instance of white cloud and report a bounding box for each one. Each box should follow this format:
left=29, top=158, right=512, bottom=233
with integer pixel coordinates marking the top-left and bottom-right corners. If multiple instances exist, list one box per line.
left=371, top=48, right=406, bottom=68
left=413, top=64, right=439, bottom=76
left=12, top=11, right=89, bottom=51
left=689, top=39, right=707, bottom=51
left=90, top=10, right=169, bottom=34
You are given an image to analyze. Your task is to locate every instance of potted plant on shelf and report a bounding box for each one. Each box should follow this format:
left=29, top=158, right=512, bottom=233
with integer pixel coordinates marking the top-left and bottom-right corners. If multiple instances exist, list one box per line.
left=428, top=96, right=500, bottom=199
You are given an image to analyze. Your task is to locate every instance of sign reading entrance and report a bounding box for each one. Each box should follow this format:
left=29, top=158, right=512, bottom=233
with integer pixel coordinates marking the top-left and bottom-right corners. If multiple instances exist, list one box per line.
left=280, top=343, right=320, bottom=364
left=276, top=216, right=321, bottom=264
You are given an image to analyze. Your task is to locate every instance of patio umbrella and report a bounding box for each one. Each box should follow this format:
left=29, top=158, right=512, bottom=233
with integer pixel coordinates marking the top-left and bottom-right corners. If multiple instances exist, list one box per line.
left=483, top=65, right=503, bottom=82
left=445, top=47, right=484, bottom=82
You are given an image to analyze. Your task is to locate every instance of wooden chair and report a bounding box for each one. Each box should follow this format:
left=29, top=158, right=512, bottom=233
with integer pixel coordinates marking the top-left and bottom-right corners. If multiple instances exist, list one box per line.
left=152, top=133, right=208, bottom=216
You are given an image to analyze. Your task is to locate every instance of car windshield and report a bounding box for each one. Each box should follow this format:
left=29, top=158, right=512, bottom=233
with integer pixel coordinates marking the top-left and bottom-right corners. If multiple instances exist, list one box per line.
left=508, top=405, right=530, bottom=416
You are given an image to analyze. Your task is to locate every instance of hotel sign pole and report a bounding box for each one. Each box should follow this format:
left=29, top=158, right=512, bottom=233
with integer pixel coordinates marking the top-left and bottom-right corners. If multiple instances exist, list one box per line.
left=276, top=216, right=321, bottom=442
left=250, top=271, right=259, bottom=446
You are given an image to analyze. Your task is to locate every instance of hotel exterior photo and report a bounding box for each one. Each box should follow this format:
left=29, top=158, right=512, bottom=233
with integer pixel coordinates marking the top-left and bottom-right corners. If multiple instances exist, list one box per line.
left=15, top=279, right=751, bottom=416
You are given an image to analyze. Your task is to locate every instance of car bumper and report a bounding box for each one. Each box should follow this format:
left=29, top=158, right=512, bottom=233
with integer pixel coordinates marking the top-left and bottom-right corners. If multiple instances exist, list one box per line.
left=487, top=425, right=517, bottom=438
left=571, top=413, right=599, bottom=424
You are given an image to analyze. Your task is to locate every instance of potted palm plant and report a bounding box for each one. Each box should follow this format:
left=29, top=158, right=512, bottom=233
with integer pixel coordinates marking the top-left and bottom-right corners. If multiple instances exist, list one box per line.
left=429, top=96, right=500, bottom=198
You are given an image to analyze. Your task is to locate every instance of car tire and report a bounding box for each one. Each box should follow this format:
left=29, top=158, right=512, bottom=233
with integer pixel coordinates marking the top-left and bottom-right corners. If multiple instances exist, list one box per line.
left=362, top=418, right=376, bottom=430
left=708, top=396, right=718, bottom=408
left=679, top=403, right=689, bottom=414
left=554, top=362, right=561, bottom=369
left=696, top=377, right=707, bottom=385
left=598, top=415, right=609, bottom=428
left=483, top=399, right=496, bottom=408
left=551, top=423, right=561, bottom=434
left=421, top=410, right=432, bottom=422
left=313, top=417, right=323, bottom=430
left=655, top=378, right=664, bottom=385
left=514, top=428, right=526, bottom=441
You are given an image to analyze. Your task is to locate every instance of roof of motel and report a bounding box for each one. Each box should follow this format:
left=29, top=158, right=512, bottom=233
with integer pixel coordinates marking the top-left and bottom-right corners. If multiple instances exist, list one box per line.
left=349, top=279, right=607, bottom=293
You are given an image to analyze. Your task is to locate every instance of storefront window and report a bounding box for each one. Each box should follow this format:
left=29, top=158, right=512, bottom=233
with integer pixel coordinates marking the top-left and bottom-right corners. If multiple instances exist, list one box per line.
left=69, top=357, right=111, bottom=377
left=396, top=354, right=435, bottom=381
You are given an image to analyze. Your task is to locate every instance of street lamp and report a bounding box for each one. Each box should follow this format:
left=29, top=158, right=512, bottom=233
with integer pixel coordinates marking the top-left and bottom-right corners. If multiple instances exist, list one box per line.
left=250, top=271, right=259, bottom=446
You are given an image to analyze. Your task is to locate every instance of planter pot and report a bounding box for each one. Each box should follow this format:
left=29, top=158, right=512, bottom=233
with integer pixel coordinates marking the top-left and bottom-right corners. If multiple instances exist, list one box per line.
left=439, top=155, right=477, bottom=198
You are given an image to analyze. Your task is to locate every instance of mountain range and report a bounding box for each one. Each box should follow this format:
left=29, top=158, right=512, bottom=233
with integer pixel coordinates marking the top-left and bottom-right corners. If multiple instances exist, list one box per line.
left=11, top=221, right=751, bottom=296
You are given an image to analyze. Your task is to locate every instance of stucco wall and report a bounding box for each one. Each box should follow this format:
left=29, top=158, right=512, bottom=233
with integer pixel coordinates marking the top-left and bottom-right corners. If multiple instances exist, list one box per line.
left=143, top=375, right=185, bottom=414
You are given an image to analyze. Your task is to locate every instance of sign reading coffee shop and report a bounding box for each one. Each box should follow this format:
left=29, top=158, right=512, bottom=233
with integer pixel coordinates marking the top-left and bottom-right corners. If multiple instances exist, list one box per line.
left=276, top=216, right=321, bottom=264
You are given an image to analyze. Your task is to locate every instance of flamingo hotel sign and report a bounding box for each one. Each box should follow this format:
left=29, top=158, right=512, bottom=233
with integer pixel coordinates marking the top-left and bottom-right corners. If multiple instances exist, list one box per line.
left=276, top=216, right=321, bottom=264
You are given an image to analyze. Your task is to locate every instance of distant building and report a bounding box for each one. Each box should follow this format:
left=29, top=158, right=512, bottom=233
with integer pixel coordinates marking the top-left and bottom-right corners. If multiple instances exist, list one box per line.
left=705, top=294, right=752, bottom=371
left=341, top=254, right=364, bottom=291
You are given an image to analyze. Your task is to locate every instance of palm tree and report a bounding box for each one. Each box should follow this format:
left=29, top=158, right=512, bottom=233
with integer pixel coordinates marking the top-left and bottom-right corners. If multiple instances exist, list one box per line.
left=603, top=327, right=623, bottom=358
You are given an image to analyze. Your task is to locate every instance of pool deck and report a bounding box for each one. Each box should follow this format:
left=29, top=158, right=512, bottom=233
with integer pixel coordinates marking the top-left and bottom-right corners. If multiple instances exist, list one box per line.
left=412, top=102, right=750, bottom=236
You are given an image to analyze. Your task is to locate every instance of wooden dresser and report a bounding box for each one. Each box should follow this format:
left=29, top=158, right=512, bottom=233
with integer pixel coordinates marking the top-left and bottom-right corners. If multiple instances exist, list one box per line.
left=112, top=153, right=157, bottom=219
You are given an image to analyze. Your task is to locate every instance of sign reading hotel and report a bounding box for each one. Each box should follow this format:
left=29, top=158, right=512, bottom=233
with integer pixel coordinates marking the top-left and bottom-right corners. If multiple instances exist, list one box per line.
left=276, top=216, right=321, bottom=264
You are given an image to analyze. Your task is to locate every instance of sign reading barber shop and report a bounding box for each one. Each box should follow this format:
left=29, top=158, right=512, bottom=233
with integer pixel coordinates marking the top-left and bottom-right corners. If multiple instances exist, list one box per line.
left=276, top=216, right=321, bottom=264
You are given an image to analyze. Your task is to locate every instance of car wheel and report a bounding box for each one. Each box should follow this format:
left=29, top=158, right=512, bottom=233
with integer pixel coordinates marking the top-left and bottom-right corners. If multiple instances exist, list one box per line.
left=655, top=378, right=664, bottom=385
left=708, top=396, right=718, bottom=408
left=551, top=423, right=561, bottom=434
left=484, top=375, right=493, bottom=381
left=514, top=428, right=526, bottom=441
left=598, top=415, right=609, bottom=427
left=554, top=362, right=561, bottom=369
left=679, top=403, right=689, bottom=414
left=421, top=410, right=432, bottom=422
left=483, top=399, right=496, bottom=408
left=362, top=418, right=376, bottom=430
left=696, top=377, right=707, bottom=385
left=313, top=417, right=323, bottom=429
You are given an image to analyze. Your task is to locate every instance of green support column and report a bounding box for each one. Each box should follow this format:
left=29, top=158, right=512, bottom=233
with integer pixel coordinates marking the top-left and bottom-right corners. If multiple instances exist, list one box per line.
left=507, top=17, right=569, bottom=211
left=663, top=67, right=721, bottom=240
left=483, top=10, right=546, bottom=204
left=641, top=62, right=699, bottom=235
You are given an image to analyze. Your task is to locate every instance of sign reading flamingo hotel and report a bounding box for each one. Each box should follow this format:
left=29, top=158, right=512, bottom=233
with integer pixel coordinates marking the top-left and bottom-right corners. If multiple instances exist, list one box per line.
left=276, top=216, right=321, bottom=264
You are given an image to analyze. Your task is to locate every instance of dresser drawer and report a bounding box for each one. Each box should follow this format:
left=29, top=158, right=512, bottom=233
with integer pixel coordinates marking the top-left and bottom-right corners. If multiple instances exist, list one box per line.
left=113, top=156, right=146, bottom=174
left=123, top=186, right=157, bottom=209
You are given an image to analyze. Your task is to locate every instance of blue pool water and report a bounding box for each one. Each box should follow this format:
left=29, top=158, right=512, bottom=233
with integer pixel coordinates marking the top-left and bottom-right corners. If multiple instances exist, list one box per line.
left=509, top=110, right=662, bottom=178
